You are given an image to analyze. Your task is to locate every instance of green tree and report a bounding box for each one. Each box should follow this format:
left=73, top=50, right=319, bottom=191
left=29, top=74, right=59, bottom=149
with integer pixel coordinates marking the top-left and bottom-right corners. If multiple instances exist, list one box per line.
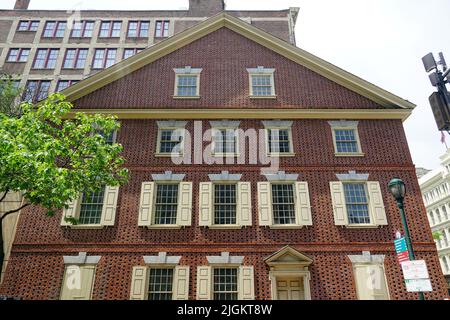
left=0, top=88, right=129, bottom=274
left=0, top=74, right=23, bottom=117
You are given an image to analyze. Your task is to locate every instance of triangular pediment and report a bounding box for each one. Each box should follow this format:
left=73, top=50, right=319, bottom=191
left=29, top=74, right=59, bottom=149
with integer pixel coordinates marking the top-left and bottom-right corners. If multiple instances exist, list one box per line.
left=62, top=12, right=414, bottom=110
left=265, top=246, right=313, bottom=267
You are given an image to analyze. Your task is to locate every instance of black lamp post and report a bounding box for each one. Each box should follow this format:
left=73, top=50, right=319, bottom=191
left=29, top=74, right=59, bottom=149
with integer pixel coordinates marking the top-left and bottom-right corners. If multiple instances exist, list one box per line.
left=387, top=177, right=425, bottom=300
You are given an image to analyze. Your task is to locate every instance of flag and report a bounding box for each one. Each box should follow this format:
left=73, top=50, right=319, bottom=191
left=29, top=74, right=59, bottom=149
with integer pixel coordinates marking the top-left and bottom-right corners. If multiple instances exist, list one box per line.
left=442, top=131, right=446, bottom=144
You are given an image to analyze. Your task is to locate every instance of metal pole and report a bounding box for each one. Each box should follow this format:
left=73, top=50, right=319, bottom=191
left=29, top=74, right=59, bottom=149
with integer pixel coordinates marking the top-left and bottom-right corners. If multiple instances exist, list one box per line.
left=397, top=200, right=425, bottom=300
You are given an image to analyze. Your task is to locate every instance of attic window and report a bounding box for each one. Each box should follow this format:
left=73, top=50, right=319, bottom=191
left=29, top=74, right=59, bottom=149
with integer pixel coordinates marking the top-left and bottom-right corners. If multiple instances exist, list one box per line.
left=173, top=66, right=202, bottom=99
left=247, top=66, right=276, bottom=98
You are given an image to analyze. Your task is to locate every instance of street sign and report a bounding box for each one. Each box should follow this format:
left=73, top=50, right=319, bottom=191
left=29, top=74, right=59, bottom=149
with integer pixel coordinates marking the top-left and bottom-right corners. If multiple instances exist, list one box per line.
left=394, top=237, right=407, bottom=253
left=405, top=279, right=433, bottom=292
left=401, top=260, right=430, bottom=280
left=397, top=251, right=409, bottom=263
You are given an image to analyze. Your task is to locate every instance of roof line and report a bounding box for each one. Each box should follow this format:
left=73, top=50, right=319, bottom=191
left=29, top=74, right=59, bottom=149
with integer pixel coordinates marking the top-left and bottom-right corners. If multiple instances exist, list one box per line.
left=61, top=12, right=415, bottom=109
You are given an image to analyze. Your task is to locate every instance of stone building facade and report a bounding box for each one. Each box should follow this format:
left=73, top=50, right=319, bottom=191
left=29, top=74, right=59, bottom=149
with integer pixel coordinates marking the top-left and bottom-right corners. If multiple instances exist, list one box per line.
left=419, top=149, right=450, bottom=294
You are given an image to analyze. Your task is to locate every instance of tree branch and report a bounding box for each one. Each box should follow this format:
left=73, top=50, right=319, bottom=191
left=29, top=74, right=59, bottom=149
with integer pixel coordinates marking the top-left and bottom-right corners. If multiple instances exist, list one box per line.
left=0, top=190, right=9, bottom=203
left=0, top=203, right=31, bottom=221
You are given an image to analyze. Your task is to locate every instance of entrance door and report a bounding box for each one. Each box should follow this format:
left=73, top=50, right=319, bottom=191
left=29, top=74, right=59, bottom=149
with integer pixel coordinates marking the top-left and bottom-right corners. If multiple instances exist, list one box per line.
left=276, top=277, right=305, bottom=300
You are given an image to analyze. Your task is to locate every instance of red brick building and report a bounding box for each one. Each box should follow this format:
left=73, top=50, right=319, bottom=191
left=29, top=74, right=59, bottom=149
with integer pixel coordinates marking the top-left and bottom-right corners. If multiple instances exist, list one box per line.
left=0, top=4, right=448, bottom=300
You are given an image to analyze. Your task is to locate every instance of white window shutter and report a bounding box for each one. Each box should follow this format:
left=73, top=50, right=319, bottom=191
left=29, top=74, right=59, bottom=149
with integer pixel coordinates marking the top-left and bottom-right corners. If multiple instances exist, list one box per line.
left=238, top=266, right=255, bottom=300
left=130, top=266, right=148, bottom=300
left=177, top=182, right=192, bottom=226
left=61, top=195, right=80, bottom=226
left=367, top=181, right=388, bottom=226
left=237, top=182, right=252, bottom=227
left=196, top=266, right=212, bottom=300
left=173, top=266, right=190, bottom=300
left=100, top=186, right=119, bottom=226
left=330, top=182, right=347, bottom=226
left=138, top=182, right=155, bottom=227
left=257, top=182, right=272, bottom=226
left=60, top=265, right=95, bottom=300
left=198, top=182, right=212, bottom=227
left=295, top=182, right=313, bottom=226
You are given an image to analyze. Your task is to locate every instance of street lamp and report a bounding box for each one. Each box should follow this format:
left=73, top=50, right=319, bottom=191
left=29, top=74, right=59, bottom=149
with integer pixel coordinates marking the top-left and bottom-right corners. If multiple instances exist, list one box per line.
left=387, top=177, right=425, bottom=300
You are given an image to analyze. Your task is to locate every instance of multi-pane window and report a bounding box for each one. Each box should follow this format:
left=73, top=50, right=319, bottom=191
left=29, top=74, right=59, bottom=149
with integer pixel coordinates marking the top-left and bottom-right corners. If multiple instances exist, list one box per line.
left=271, top=184, right=296, bottom=225
left=127, top=21, right=150, bottom=37
left=250, top=75, right=274, bottom=96
left=99, top=21, right=122, bottom=37
left=17, top=20, right=39, bottom=31
left=70, top=21, right=95, bottom=38
left=6, top=48, right=30, bottom=62
left=63, top=49, right=88, bottom=69
left=268, top=129, right=291, bottom=153
left=213, top=129, right=236, bottom=154
left=213, top=268, right=238, bottom=300
left=334, top=129, right=360, bottom=153
left=78, top=186, right=106, bottom=225
left=148, top=268, right=174, bottom=300
left=154, top=184, right=179, bottom=225
left=92, top=49, right=117, bottom=69
left=155, top=20, right=170, bottom=38
left=23, top=80, right=51, bottom=102
left=42, top=21, right=66, bottom=38
left=123, top=48, right=144, bottom=59
left=175, top=75, right=198, bottom=97
left=56, top=80, right=78, bottom=92
left=158, top=129, right=183, bottom=154
left=33, top=49, right=59, bottom=69
left=214, top=184, right=237, bottom=225
left=343, top=183, right=370, bottom=224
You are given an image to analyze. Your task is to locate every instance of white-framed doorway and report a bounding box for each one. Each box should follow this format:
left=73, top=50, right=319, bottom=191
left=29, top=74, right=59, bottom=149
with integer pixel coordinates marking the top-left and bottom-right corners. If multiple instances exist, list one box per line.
left=264, top=246, right=313, bottom=300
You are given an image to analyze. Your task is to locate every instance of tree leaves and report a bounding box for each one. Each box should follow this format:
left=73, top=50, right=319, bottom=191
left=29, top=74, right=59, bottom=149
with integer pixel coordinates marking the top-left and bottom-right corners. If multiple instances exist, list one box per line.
left=0, top=89, right=129, bottom=222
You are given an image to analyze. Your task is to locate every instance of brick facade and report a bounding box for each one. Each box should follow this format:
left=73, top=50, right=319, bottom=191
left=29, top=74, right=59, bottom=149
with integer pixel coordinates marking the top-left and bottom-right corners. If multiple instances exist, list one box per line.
left=0, top=5, right=448, bottom=300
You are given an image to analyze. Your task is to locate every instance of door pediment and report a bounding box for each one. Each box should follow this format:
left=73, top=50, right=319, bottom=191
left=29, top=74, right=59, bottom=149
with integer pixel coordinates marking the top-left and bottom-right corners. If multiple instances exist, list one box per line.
left=265, top=245, right=313, bottom=269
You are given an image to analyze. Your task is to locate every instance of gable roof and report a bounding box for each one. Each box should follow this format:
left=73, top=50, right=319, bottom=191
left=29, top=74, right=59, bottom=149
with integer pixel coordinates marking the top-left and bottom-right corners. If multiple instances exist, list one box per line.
left=62, top=12, right=415, bottom=110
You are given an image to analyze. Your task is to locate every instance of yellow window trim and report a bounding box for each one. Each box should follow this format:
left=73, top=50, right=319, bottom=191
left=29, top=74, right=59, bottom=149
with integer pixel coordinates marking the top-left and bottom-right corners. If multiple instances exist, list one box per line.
left=330, top=124, right=364, bottom=156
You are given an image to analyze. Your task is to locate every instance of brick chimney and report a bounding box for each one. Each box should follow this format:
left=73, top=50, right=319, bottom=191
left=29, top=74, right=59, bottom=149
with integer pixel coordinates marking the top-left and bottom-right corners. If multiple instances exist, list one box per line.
left=188, top=0, right=225, bottom=16
left=14, top=0, right=30, bottom=10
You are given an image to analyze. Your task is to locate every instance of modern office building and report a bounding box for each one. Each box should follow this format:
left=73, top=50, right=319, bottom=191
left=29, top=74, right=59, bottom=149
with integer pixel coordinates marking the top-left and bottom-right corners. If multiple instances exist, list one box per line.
left=0, top=0, right=448, bottom=300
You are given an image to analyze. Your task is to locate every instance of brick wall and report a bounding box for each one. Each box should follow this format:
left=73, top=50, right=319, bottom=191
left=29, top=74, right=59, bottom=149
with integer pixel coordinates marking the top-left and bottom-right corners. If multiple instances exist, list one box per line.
left=1, top=119, right=448, bottom=299
left=73, top=28, right=383, bottom=110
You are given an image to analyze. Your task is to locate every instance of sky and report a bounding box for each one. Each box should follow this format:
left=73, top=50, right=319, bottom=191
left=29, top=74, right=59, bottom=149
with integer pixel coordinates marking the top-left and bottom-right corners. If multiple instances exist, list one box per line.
left=1, top=0, right=450, bottom=170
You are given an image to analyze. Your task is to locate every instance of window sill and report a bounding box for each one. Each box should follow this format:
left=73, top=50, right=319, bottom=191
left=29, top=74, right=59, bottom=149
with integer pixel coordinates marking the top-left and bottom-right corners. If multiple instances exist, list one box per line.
left=208, top=225, right=243, bottom=230
left=31, top=68, right=55, bottom=70
left=344, top=224, right=379, bottom=229
left=98, top=36, right=120, bottom=39
left=64, top=224, right=105, bottom=230
left=147, top=225, right=182, bottom=229
left=334, top=153, right=365, bottom=157
left=211, top=153, right=240, bottom=157
left=269, top=224, right=303, bottom=229
left=154, top=153, right=184, bottom=157
left=267, top=153, right=295, bottom=157
left=172, top=96, right=201, bottom=99
left=61, top=68, right=84, bottom=70
left=249, top=95, right=277, bottom=99
left=69, top=37, right=92, bottom=39
left=16, top=30, right=37, bottom=33
left=126, top=36, right=149, bottom=39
